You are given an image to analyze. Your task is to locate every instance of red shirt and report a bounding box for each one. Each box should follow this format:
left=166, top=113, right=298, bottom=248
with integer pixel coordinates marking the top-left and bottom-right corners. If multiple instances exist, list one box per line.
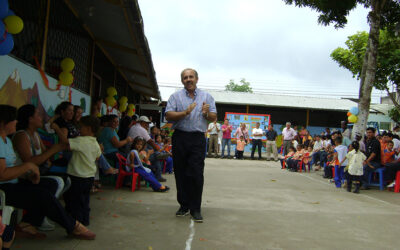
left=222, top=125, right=232, bottom=139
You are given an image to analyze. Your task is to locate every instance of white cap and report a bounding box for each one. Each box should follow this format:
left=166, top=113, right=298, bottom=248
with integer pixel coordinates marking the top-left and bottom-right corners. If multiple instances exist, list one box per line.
left=138, top=116, right=151, bottom=123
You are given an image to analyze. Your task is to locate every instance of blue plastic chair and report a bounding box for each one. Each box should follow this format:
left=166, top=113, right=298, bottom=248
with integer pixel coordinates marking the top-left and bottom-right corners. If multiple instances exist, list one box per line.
left=368, top=167, right=385, bottom=190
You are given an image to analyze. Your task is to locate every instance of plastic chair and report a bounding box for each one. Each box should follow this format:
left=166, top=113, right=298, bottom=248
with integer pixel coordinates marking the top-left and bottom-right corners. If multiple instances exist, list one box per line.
left=115, top=153, right=139, bottom=192
left=394, top=171, right=400, bottom=193
left=0, top=190, right=19, bottom=226
left=368, top=167, right=385, bottom=191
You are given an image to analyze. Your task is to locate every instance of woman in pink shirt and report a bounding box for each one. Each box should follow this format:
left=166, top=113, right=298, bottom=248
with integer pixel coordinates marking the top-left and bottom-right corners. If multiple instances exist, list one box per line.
left=221, top=119, right=233, bottom=158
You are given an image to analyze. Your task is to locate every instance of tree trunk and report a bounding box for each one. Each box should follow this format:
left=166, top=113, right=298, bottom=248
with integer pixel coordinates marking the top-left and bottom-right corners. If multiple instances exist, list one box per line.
left=351, top=0, right=386, bottom=139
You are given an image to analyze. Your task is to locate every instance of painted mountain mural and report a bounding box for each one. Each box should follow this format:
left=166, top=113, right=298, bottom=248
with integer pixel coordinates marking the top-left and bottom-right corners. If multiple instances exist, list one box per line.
left=0, top=69, right=51, bottom=122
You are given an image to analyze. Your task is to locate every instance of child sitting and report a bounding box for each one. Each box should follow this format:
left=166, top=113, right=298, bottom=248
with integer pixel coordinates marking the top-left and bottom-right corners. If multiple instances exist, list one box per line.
left=64, top=116, right=102, bottom=227
left=323, top=144, right=335, bottom=178
left=163, top=137, right=173, bottom=174
left=287, top=144, right=304, bottom=172
left=333, top=137, right=348, bottom=188
left=382, top=140, right=396, bottom=164
left=236, top=135, right=247, bottom=160
left=340, top=141, right=366, bottom=193
left=127, top=137, right=169, bottom=192
left=280, top=146, right=296, bottom=169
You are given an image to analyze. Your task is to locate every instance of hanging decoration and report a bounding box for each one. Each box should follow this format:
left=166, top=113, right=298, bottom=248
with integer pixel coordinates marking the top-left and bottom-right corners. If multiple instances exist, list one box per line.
left=347, top=106, right=359, bottom=123
left=0, top=0, right=24, bottom=56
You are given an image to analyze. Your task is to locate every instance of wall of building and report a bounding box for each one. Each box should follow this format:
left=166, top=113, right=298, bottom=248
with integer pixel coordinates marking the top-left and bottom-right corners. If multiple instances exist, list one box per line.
left=0, top=55, right=90, bottom=121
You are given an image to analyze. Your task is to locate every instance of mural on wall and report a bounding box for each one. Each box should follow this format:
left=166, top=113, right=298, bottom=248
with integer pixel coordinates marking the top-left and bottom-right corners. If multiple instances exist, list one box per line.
left=0, top=56, right=90, bottom=122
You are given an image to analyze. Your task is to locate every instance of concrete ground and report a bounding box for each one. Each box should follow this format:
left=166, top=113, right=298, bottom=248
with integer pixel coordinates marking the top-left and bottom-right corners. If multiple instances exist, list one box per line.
left=14, top=158, right=400, bottom=250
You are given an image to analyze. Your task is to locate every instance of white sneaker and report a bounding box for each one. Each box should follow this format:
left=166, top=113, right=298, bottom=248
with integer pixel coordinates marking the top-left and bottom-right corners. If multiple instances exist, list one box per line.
left=38, top=217, right=55, bottom=231
left=387, top=181, right=396, bottom=188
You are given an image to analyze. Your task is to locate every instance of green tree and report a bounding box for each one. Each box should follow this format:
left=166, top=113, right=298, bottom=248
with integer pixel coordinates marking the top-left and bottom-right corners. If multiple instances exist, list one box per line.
left=331, top=30, right=400, bottom=118
left=283, top=0, right=400, bottom=138
left=225, top=78, right=253, bottom=93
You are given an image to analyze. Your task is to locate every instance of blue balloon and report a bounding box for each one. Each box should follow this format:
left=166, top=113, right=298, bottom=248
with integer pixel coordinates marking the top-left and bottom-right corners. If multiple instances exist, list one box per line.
left=0, top=33, right=14, bottom=56
left=350, top=107, right=359, bottom=116
left=0, top=21, right=4, bottom=37
left=6, top=9, right=15, bottom=17
left=0, top=0, right=9, bottom=19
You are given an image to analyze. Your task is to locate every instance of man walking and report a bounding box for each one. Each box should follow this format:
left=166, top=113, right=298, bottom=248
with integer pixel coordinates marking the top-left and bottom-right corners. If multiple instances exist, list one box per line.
left=282, top=122, right=296, bottom=155
left=165, top=68, right=217, bottom=223
left=207, top=120, right=220, bottom=157
left=251, top=122, right=263, bottom=160
left=265, top=124, right=278, bottom=161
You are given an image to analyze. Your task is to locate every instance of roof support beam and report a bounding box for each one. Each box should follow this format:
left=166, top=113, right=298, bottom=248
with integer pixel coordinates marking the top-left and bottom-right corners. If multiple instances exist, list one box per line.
left=117, top=65, right=147, bottom=77
left=95, top=38, right=138, bottom=55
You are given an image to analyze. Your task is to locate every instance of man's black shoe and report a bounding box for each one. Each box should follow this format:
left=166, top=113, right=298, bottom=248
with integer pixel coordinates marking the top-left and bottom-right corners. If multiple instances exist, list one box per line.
left=158, top=177, right=167, bottom=182
left=176, top=207, right=189, bottom=217
left=190, top=211, right=203, bottom=223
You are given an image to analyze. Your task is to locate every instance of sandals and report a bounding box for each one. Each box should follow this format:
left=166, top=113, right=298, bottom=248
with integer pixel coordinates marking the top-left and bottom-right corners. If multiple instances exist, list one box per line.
left=71, top=221, right=96, bottom=240
left=16, top=222, right=47, bottom=239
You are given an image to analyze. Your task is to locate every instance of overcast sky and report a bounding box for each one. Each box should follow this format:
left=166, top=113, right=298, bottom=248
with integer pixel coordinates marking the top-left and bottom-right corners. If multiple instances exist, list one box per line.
left=138, top=0, right=386, bottom=102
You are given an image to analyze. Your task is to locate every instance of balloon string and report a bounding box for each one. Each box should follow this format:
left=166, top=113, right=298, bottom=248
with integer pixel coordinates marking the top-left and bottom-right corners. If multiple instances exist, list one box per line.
left=33, top=56, right=60, bottom=91
left=0, top=31, right=7, bottom=43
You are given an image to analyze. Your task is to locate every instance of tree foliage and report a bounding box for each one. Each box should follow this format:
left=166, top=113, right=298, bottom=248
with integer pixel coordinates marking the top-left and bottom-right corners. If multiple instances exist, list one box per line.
left=225, top=78, right=253, bottom=93
left=283, top=0, right=400, bottom=138
left=331, top=30, right=400, bottom=92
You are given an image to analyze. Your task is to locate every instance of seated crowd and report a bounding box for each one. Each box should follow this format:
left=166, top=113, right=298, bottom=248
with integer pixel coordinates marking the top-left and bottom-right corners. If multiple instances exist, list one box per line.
left=0, top=101, right=173, bottom=247
left=280, top=125, right=400, bottom=194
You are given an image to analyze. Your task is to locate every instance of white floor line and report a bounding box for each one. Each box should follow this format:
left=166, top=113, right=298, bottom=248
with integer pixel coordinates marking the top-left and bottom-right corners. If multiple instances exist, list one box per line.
left=298, top=173, right=400, bottom=208
left=185, top=220, right=195, bottom=250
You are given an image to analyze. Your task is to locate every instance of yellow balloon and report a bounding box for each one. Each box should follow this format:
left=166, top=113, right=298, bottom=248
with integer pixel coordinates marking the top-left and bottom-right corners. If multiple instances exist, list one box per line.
left=105, top=96, right=116, bottom=107
left=58, top=71, right=74, bottom=86
left=127, top=104, right=135, bottom=110
left=119, top=102, right=128, bottom=112
left=119, top=96, right=128, bottom=104
left=4, top=15, right=24, bottom=34
left=348, top=115, right=358, bottom=123
left=107, top=87, right=117, bottom=97
left=60, top=58, right=75, bottom=72
left=127, top=110, right=134, bottom=116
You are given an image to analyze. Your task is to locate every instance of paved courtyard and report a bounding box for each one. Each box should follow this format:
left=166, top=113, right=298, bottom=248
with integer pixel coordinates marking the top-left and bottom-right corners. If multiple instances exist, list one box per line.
left=15, top=158, right=400, bottom=250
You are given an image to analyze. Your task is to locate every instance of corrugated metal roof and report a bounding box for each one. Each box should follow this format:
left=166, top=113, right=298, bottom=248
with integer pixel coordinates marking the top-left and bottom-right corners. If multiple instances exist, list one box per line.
left=206, top=90, right=357, bottom=111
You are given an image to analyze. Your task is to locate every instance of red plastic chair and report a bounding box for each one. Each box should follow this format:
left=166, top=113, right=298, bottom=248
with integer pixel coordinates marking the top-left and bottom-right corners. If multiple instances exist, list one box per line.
left=115, top=153, right=140, bottom=192
left=394, top=171, right=400, bottom=193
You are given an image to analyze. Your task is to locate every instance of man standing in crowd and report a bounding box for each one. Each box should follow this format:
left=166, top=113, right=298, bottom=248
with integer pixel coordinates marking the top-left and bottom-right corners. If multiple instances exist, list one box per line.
left=127, top=116, right=165, bottom=182
left=362, top=127, right=381, bottom=190
left=207, top=120, right=220, bottom=157
left=265, top=124, right=278, bottom=161
left=251, top=122, right=263, bottom=160
left=282, top=122, right=296, bottom=155
left=165, top=68, right=217, bottom=223
left=221, top=119, right=233, bottom=158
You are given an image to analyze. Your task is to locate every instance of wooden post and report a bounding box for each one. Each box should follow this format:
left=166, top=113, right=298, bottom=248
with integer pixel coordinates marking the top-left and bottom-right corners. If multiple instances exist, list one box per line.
left=89, top=40, right=95, bottom=99
left=41, top=0, right=51, bottom=69
left=306, top=109, right=310, bottom=127
left=246, top=105, right=249, bottom=114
